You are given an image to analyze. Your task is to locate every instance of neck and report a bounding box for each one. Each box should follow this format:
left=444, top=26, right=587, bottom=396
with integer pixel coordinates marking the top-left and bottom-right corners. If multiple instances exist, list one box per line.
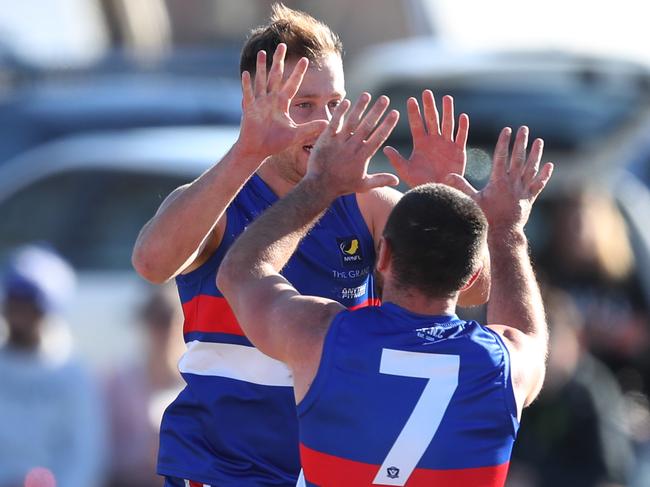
left=381, top=282, right=458, bottom=317
left=257, top=158, right=302, bottom=198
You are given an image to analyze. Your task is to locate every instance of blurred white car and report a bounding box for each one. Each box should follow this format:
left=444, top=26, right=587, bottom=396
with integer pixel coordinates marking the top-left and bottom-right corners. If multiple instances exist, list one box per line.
left=0, top=126, right=239, bottom=368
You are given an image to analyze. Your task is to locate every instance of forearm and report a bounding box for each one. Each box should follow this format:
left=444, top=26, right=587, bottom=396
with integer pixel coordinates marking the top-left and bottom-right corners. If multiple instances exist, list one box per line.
left=487, top=228, right=547, bottom=344
left=132, top=142, right=265, bottom=282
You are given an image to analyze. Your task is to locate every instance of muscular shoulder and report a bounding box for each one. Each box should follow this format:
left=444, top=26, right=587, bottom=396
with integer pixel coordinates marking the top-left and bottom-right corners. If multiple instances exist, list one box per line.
left=355, top=187, right=403, bottom=243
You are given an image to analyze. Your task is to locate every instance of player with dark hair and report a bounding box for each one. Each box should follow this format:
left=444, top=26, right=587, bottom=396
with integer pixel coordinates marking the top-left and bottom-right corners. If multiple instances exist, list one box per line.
left=133, top=3, right=487, bottom=486
left=218, top=97, right=553, bottom=486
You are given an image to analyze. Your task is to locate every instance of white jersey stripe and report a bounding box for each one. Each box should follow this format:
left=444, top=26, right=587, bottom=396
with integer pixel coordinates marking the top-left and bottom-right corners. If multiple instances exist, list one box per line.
left=178, top=341, right=294, bottom=387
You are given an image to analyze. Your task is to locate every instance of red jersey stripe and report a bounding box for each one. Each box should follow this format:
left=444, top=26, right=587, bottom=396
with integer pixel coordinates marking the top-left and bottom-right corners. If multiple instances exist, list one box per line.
left=349, top=298, right=381, bottom=310
left=182, top=295, right=244, bottom=336
left=182, top=296, right=379, bottom=336
left=300, top=443, right=510, bottom=487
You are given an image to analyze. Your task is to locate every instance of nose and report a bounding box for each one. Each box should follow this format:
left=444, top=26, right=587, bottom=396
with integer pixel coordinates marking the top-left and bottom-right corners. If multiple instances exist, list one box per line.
left=313, top=104, right=332, bottom=122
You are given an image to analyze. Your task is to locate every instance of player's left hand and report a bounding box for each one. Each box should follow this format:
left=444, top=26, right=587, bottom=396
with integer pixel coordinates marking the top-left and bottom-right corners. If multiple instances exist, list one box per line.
left=305, top=93, right=400, bottom=197
left=446, top=126, right=553, bottom=233
left=383, top=91, right=468, bottom=187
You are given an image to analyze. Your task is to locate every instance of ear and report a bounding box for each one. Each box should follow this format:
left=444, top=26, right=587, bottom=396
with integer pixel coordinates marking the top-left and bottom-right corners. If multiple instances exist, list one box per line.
left=460, top=265, right=482, bottom=291
left=376, top=236, right=392, bottom=274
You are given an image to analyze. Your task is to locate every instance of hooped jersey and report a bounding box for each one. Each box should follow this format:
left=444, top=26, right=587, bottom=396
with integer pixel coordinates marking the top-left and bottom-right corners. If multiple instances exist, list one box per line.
left=298, top=302, right=519, bottom=487
left=157, top=174, right=378, bottom=486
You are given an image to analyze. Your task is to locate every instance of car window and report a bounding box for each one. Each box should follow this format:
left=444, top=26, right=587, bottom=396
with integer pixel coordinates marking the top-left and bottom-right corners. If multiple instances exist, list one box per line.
left=383, top=80, right=645, bottom=152
left=0, top=169, right=189, bottom=270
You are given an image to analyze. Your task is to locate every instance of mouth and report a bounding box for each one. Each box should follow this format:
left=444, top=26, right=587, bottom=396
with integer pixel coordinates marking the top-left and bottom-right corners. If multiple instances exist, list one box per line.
left=303, top=145, right=313, bottom=154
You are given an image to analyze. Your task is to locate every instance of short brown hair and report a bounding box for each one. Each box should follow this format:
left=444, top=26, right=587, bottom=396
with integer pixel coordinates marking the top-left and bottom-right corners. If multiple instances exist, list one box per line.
left=383, top=184, right=488, bottom=298
left=240, top=3, right=343, bottom=75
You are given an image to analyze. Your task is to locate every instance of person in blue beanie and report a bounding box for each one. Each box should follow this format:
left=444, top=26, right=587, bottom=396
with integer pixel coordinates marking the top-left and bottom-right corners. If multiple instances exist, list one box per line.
left=0, top=244, right=106, bottom=487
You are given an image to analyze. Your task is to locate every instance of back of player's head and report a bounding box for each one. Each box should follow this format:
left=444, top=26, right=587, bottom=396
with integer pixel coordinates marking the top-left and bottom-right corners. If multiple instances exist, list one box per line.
left=240, top=2, right=343, bottom=75
left=383, top=183, right=487, bottom=298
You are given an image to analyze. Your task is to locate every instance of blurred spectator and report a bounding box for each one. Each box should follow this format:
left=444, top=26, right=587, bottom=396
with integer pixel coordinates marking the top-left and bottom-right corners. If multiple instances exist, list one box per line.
left=103, top=284, right=184, bottom=487
left=539, top=188, right=650, bottom=394
left=508, top=288, right=634, bottom=487
left=0, top=244, right=105, bottom=487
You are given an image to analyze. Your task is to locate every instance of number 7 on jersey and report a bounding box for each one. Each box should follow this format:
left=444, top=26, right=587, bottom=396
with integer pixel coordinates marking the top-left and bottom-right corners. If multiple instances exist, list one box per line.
left=373, top=349, right=460, bottom=486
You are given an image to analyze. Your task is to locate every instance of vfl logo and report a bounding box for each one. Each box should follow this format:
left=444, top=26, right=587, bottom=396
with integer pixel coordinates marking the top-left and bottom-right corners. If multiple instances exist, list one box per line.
left=337, top=236, right=363, bottom=267
left=386, top=466, right=400, bottom=479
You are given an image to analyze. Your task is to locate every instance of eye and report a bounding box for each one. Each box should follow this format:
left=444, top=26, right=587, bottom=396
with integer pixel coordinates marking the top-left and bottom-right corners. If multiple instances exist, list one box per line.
left=296, top=102, right=312, bottom=109
left=328, top=100, right=342, bottom=108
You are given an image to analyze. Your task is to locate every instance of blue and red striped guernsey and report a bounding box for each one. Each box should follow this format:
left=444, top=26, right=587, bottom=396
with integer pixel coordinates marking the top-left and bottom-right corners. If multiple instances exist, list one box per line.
left=297, top=303, right=519, bottom=487
left=157, top=174, right=378, bottom=486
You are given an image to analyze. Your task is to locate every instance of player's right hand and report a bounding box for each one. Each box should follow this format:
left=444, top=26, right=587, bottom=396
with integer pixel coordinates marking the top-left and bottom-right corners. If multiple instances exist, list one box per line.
left=236, top=43, right=328, bottom=162
left=304, top=93, right=400, bottom=197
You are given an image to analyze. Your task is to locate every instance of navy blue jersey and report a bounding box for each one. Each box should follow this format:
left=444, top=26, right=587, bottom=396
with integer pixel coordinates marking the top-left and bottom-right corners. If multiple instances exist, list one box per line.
left=298, top=302, right=519, bottom=487
left=158, top=174, right=378, bottom=486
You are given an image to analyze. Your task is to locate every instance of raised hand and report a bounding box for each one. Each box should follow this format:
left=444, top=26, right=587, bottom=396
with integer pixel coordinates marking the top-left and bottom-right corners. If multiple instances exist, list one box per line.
left=305, top=93, right=400, bottom=196
left=383, top=90, right=468, bottom=187
left=238, top=43, right=328, bottom=161
left=446, top=126, right=554, bottom=232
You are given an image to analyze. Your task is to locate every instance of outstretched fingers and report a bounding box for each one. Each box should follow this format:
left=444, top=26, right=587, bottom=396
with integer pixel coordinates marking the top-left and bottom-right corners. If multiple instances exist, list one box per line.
left=254, top=50, right=267, bottom=97
left=406, top=97, right=426, bottom=140
left=441, top=95, right=455, bottom=141
left=327, top=98, right=352, bottom=135
left=492, top=127, right=512, bottom=180
left=241, top=71, right=254, bottom=109
left=281, top=57, right=310, bottom=101
left=522, top=138, right=544, bottom=183
left=266, top=43, right=287, bottom=93
left=351, top=95, right=390, bottom=142
left=456, top=113, right=469, bottom=149
left=528, top=162, right=554, bottom=199
left=422, top=90, right=440, bottom=136
left=510, top=126, right=529, bottom=175
left=364, top=109, right=400, bottom=156
left=342, top=93, right=372, bottom=137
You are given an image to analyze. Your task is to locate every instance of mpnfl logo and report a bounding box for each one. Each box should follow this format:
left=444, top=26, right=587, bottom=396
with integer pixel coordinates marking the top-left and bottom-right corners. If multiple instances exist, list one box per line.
left=337, top=236, right=363, bottom=267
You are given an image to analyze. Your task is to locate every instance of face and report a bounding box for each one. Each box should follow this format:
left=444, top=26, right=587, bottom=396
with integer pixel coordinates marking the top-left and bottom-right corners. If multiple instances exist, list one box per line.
left=271, top=52, right=345, bottom=181
left=3, top=296, right=44, bottom=349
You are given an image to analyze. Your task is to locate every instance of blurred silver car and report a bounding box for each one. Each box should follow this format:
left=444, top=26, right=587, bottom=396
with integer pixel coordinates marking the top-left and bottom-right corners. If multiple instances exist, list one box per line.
left=0, top=126, right=239, bottom=367
left=349, top=40, right=650, bottom=302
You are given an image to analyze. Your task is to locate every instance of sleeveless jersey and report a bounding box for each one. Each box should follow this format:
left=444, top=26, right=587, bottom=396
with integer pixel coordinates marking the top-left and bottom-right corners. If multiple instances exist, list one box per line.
left=298, top=302, right=519, bottom=487
left=157, top=174, right=378, bottom=486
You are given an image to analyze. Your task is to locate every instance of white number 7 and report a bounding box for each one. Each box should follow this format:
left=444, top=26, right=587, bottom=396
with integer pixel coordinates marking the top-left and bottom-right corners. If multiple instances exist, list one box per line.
left=373, top=349, right=460, bottom=486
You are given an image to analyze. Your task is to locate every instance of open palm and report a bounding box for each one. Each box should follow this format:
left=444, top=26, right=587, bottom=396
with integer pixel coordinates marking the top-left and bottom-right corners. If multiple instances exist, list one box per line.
left=239, top=44, right=327, bottom=160
left=446, top=126, right=554, bottom=232
left=384, top=91, right=468, bottom=187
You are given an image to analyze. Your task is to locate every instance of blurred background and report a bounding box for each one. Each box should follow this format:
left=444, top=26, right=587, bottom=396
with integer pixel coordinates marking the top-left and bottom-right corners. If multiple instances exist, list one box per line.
left=0, top=0, right=648, bottom=486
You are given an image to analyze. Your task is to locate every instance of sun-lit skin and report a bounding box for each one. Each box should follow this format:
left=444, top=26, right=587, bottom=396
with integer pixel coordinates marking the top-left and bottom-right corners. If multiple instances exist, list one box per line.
left=257, top=52, right=346, bottom=196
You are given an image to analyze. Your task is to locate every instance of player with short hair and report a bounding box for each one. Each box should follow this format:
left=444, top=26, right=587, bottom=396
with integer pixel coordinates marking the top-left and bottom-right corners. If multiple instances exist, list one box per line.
left=133, top=4, right=486, bottom=485
left=217, top=94, right=553, bottom=486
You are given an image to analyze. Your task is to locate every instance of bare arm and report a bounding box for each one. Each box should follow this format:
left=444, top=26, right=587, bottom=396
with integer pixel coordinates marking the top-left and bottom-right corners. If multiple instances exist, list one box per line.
left=132, top=145, right=265, bottom=283
left=447, top=126, right=554, bottom=412
left=218, top=94, right=399, bottom=400
left=132, top=44, right=327, bottom=283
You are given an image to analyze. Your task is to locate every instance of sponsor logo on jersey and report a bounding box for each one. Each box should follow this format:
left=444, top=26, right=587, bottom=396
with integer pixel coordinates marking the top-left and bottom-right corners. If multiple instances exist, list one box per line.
left=387, top=466, right=400, bottom=479
left=337, top=236, right=363, bottom=267
left=332, top=266, right=370, bottom=280
left=341, top=283, right=367, bottom=300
